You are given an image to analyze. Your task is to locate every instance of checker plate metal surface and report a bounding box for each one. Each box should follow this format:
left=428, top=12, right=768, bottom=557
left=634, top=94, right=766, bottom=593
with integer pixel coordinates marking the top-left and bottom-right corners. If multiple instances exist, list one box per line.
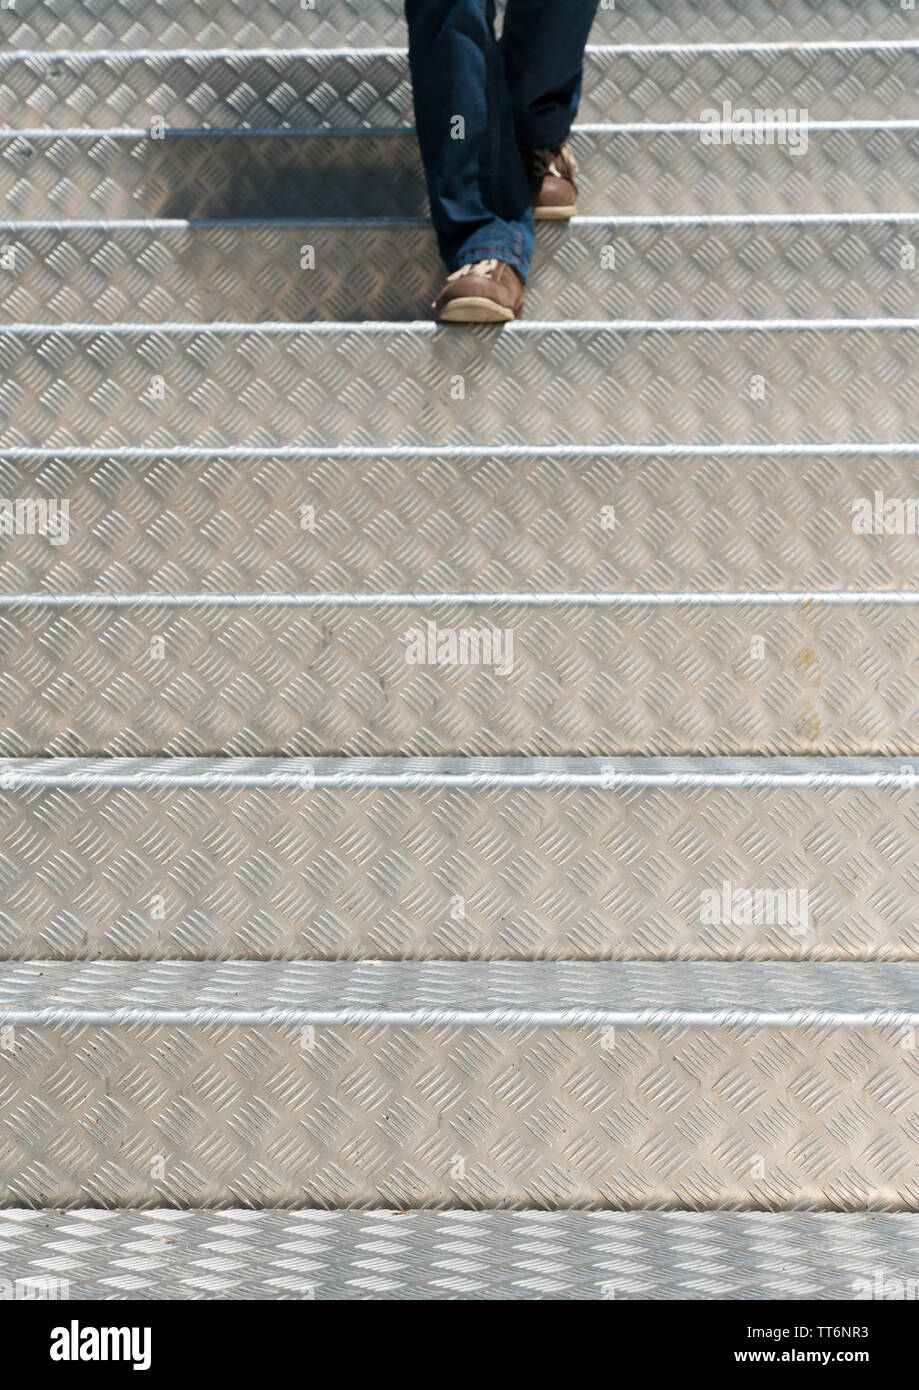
left=1, top=323, right=917, bottom=450
left=2, top=0, right=407, bottom=51
left=1, top=1208, right=918, bottom=1298
left=5, top=0, right=919, bottom=1292
left=4, top=129, right=919, bottom=220
left=3, top=1, right=916, bottom=51
left=1, top=757, right=919, bottom=962
left=2, top=597, right=919, bottom=757
left=3, top=447, right=919, bottom=595
left=1, top=960, right=919, bottom=1210
left=3, top=46, right=919, bottom=130
left=2, top=218, right=918, bottom=324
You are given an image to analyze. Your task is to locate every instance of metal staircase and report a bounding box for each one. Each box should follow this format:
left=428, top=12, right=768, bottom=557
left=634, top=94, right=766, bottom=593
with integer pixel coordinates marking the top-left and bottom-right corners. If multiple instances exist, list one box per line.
left=3, top=0, right=919, bottom=1299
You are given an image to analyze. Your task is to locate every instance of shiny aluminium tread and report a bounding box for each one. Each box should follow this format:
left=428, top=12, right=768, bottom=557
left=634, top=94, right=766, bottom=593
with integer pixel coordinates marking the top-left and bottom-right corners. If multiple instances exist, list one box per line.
left=1, top=443, right=918, bottom=593
left=2, top=216, right=918, bottom=324
left=2, top=960, right=919, bottom=1211
left=0, top=757, right=918, bottom=962
left=4, top=0, right=916, bottom=51
left=2, top=44, right=918, bottom=129
left=1, top=321, right=916, bottom=450
left=1, top=1208, right=917, bottom=1299
left=4, top=127, right=919, bottom=220
left=5, top=589, right=919, bottom=758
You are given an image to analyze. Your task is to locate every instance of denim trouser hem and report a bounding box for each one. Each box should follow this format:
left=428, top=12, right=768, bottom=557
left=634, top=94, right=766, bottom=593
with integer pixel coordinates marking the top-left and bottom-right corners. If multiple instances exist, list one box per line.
left=445, top=243, right=530, bottom=282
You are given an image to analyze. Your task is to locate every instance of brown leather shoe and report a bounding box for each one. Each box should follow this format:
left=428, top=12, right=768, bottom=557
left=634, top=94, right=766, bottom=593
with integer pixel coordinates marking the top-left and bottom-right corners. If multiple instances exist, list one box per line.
left=434, top=258, right=525, bottom=323
left=524, top=143, right=579, bottom=220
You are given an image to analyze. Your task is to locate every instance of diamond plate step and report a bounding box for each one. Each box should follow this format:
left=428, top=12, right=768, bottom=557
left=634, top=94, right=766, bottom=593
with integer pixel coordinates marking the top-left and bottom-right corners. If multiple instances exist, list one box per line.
left=4, top=126, right=919, bottom=220
left=4, top=45, right=919, bottom=130
left=3, top=216, right=919, bottom=324
left=3, top=591, right=919, bottom=758
left=1, top=757, right=919, bottom=962
left=3, top=1208, right=919, bottom=1298
left=2, top=959, right=918, bottom=1209
left=5, top=0, right=398, bottom=51
left=1, top=322, right=916, bottom=450
left=3, top=0, right=915, bottom=51
left=4, top=445, right=919, bottom=595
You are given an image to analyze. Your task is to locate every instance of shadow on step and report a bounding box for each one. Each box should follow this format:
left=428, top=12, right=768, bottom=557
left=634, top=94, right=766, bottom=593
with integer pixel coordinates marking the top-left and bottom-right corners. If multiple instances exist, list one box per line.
left=153, top=133, right=428, bottom=221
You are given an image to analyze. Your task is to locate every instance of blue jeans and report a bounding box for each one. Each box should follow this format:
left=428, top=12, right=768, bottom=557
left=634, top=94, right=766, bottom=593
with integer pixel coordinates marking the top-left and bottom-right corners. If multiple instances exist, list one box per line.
left=405, top=0, right=600, bottom=280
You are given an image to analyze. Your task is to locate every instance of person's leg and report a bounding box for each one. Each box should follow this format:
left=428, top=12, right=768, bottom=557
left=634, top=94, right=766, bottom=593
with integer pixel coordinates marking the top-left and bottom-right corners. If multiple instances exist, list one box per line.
left=500, top=0, right=599, bottom=219
left=405, top=0, right=534, bottom=283
left=501, top=0, right=601, bottom=151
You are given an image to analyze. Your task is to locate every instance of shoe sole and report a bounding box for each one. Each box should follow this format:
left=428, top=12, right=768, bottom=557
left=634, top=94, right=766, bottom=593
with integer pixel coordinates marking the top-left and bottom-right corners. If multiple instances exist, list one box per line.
left=437, top=296, right=518, bottom=323
left=534, top=204, right=577, bottom=221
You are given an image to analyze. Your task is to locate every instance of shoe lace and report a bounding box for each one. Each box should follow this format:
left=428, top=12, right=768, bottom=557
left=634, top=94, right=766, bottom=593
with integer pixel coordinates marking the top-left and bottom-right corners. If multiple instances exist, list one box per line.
left=524, top=143, right=578, bottom=181
left=446, top=258, right=500, bottom=281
